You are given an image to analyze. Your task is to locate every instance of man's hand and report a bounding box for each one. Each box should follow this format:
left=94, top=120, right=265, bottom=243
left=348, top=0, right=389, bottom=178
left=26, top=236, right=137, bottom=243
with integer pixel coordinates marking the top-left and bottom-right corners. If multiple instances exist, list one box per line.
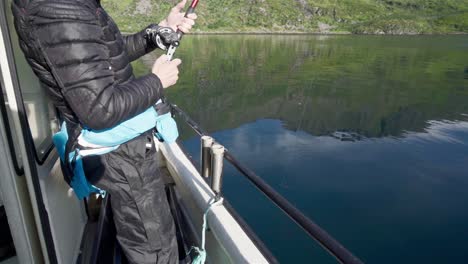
left=152, top=55, right=182, bottom=89
left=160, top=0, right=198, bottom=33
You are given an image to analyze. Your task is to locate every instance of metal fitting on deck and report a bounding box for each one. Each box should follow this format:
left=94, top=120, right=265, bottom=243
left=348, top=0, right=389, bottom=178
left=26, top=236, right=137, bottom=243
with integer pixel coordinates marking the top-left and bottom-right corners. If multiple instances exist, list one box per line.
left=210, top=143, right=225, bottom=197
left=201, top=136, right=214, bottom=178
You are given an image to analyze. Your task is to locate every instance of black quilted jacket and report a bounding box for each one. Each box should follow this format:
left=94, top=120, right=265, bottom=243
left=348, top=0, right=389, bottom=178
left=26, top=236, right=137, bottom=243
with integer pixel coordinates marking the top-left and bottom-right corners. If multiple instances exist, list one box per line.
left=12, top=0, right=163, bottom=134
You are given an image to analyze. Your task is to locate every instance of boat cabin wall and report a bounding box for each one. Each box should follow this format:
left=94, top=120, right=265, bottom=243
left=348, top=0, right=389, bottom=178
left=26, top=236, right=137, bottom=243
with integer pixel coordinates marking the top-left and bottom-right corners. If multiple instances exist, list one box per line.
left=1, top=1, right=88, bottom=263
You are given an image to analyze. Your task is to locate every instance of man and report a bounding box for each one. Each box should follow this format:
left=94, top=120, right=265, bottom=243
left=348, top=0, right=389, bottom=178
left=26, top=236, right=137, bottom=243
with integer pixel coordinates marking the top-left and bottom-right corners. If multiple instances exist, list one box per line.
left=11, top=0, right=197, bottom=263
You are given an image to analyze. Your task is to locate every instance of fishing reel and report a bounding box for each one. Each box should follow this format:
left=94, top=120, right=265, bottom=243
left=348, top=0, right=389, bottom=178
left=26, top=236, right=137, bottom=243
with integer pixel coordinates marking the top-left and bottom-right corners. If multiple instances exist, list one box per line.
left=145, top=24, right=180, bottom=51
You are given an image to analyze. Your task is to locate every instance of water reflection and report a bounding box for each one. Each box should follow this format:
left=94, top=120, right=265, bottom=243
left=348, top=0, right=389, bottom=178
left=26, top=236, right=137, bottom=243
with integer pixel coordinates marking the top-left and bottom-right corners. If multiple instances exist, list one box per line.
left=183, top=118, right=468, bottom=263
left=138, top=35, right=468, bottom=140
left=137, top=35, right=468, bottom=263
left=331, top=131, right=365, bottom=142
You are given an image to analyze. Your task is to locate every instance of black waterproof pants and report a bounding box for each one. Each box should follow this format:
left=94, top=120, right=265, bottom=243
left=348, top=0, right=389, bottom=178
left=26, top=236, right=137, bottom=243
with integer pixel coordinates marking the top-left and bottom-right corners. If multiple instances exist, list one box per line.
left=85, top=133, right=178, bottom=264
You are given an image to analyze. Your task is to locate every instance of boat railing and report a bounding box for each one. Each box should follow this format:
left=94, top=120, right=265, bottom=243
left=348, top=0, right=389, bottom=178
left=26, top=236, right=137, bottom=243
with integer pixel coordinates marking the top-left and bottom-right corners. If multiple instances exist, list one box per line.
left=170, top=104, right=363, bottom=264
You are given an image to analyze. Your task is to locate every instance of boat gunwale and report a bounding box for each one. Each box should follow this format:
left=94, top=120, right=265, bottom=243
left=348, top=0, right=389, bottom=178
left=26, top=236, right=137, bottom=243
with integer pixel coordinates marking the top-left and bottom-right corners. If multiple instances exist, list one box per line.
left=158, top=140, right=270, bottom=264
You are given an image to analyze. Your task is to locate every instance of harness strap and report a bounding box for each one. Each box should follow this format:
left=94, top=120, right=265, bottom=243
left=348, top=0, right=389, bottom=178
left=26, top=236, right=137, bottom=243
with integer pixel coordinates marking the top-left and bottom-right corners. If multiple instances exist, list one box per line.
left=53, top=101, right=179, bottom=200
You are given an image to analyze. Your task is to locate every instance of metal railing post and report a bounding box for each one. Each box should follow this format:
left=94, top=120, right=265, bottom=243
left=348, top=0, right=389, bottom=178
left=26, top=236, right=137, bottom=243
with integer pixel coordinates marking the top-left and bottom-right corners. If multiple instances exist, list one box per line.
left=201, top=136, right=214, bottom=178
left=210, top=143, right=225, bottom=197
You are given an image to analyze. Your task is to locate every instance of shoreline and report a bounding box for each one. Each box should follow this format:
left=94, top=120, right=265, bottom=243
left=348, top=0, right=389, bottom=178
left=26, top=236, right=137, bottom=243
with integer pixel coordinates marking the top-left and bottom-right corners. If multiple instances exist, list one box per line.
left=123, top=30, right=467, bottom=36
left=189, top=31, right=468, bottom=36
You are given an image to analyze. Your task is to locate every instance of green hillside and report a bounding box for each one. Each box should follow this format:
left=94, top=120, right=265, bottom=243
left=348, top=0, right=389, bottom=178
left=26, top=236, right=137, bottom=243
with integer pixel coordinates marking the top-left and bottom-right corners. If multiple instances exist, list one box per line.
left=102, top=0, right=468, bottom=34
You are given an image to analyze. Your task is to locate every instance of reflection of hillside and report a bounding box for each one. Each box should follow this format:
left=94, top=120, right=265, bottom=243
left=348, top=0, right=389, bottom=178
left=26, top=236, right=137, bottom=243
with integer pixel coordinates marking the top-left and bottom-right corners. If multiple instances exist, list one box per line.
left=137, top=35, right=468, bottom=139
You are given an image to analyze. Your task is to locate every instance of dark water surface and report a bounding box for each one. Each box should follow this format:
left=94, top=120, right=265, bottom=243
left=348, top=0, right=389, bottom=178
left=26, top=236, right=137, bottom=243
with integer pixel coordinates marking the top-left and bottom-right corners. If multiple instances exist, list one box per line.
left=137, top=35, right=468, bottom=263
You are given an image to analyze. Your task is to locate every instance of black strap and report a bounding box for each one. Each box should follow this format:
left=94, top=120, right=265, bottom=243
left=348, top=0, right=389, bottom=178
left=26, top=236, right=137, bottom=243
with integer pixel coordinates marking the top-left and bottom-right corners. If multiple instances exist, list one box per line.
left=154, top=101, right=172, bottom=116
left=62, top=122, right=81, bottom=184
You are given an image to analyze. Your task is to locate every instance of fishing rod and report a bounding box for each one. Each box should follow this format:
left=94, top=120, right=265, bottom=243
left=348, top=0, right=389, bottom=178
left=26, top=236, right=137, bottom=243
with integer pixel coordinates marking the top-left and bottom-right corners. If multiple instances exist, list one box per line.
left=167, top=0, right=200, bottom=60
left=162, top=2, right=362, bottom=263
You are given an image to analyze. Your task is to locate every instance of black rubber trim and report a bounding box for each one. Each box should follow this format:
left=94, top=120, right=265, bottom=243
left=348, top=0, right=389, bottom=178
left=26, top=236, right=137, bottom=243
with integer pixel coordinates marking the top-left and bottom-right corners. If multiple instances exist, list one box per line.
left=35, top=142, right=54, bottom=165
left=0, top=80, right=24, bottom=175
left=0, top=4, right=58, bottom=263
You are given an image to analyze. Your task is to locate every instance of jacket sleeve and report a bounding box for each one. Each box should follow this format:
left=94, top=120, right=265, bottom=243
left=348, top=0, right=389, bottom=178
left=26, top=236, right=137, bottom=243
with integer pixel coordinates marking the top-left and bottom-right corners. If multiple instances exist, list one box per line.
left=30, top=3, right=164, bottom=130
left=122, top=26, right=157, bottom=62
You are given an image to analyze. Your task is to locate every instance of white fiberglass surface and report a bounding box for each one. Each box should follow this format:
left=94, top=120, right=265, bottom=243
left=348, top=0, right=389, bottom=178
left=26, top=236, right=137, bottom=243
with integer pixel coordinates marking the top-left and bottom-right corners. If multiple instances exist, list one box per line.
left=3, top=1, right=87, bottom=263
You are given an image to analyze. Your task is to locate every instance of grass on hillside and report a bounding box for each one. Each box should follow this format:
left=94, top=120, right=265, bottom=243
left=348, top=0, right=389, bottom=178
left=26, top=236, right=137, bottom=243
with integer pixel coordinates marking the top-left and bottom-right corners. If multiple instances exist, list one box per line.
left=102, top=0, right=468, bottom=34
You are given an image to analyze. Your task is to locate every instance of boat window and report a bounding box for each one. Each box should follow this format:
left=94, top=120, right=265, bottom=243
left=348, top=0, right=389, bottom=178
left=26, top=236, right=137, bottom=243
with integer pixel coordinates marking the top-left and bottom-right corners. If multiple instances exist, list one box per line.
left=0, top=67, right=24, bottom=175
left=3, top=6, right=58, bottom=162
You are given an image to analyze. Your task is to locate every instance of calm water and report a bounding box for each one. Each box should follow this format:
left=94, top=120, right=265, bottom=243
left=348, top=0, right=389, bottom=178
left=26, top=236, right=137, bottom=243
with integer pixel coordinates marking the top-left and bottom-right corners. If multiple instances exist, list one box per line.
left=137, top=35, right=468, bottom=263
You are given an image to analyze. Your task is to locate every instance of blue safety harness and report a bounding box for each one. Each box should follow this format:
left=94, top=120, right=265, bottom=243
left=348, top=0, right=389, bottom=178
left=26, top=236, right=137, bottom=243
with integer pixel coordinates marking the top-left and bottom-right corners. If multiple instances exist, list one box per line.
left=53, top=101, right=179, bottom=200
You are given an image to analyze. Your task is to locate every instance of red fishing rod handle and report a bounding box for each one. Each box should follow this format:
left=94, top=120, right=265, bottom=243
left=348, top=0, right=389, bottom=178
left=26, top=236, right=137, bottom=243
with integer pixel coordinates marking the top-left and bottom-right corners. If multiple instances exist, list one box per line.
left=185, top=0, right=199, bottom=17
left=175, top=0, right=200, bottom=43
left=184, top=0, right=199, bottom=18
left=189, top=0, right=200, bottom=10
